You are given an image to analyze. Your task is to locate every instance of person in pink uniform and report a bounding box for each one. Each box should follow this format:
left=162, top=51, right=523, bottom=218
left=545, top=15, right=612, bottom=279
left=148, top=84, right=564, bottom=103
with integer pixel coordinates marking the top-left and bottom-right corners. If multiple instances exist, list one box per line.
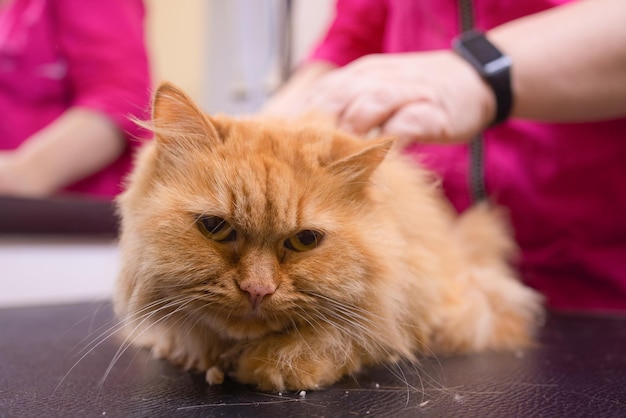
left=265, top=0, right=626, bottom=312
left=0, top=0, right=151, bottom=198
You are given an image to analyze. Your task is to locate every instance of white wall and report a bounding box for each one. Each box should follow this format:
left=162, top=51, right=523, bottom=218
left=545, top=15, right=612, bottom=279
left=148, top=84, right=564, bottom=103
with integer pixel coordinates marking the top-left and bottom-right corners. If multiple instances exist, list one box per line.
left=292, top=0, right=334, bottom=66
left=145, top=0, right=208, bottom=103
left=0, top=237, right=118, bottom=307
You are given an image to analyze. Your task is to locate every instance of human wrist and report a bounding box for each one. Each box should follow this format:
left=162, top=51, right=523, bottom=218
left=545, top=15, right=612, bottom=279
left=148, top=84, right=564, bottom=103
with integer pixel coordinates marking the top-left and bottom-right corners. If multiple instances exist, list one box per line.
left=452, top=30, right=513, bottom=126
left=447, top=50, right=498, bottom=134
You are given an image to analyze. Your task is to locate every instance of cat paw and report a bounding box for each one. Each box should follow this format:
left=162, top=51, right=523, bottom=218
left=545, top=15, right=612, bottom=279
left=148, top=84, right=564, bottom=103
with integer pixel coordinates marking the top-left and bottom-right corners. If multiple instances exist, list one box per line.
left=149, top=333, right=213, bottom=371
left=236, top=362, right=320, bottom=392
left=205, top=366, right=225, bottom=385
left=234, top=346, right=346, bottom=391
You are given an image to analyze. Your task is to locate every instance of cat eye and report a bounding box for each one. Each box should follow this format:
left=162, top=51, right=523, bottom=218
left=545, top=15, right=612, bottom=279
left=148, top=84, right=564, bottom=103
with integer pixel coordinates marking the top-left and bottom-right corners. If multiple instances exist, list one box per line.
left=284, top=230, right=323, bottom=252
left=197, top=215, right=237, bottom=242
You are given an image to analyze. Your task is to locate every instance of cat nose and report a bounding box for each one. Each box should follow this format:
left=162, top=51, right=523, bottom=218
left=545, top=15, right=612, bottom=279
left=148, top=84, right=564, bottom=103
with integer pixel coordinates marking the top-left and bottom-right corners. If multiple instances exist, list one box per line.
left=239, top=281, right=276, bottom=308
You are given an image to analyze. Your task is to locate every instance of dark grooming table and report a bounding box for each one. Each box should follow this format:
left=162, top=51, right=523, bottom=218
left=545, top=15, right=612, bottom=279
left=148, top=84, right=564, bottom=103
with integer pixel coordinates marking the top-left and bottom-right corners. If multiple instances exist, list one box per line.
left=0, top=196, right=117, bottom=237
left=1, top=301, right=626, bottom=417
left=2, top=196, right=626, bottom=417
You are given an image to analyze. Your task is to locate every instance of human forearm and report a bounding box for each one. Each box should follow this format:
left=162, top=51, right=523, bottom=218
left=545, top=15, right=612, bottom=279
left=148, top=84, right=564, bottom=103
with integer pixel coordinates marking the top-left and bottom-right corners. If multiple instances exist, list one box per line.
left=0, top=108, right=125, bottom=197
left=489, top=0, right=626, bottom=122
left=260, top=0, right=626, bottom=145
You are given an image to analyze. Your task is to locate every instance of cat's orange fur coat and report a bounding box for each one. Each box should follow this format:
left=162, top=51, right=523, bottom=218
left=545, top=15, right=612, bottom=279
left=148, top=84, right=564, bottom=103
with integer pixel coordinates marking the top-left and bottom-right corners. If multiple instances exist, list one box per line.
left=114, top=82, right=543, bottom=392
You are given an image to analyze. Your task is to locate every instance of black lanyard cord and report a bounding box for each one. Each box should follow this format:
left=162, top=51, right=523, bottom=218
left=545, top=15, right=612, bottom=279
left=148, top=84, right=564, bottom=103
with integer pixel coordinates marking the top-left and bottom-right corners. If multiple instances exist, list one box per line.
left=458, top=0, right=487, bottom=203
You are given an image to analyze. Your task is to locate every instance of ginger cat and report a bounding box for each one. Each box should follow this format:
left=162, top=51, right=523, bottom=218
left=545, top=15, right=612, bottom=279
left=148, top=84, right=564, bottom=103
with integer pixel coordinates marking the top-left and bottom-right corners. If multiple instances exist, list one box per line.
left=114, top=82, right=543, bottom=392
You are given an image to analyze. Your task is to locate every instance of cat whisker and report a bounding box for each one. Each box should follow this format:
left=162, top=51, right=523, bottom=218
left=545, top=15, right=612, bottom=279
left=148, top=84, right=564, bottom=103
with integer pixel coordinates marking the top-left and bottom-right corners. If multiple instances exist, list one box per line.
left=61, top=304, right=122, bottom=360
left=297, top=294, right=434, bottom=394
left=303, top=290, right=435, bottom=357
left=289, top=311, right=329, bottom=357
left=301, top=300, right=439, bottom=400
left=295, top=305, right=427, bottom=396
left=97, top=296, right=196, bottom=389
left=54, top=296, right=185, bottom=394
left=294, top=303, right=388, bottom=363
left=295, top=311, right=362, bottom=371
left=312, top=301, right=448, bottom=400
left=301, top=291, right=391, bottom=338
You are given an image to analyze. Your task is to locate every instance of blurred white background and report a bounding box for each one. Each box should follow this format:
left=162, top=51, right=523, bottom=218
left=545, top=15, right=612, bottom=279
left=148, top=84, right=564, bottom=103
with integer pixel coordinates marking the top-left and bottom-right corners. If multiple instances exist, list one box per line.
left=148, top=0, right=333, bottom=113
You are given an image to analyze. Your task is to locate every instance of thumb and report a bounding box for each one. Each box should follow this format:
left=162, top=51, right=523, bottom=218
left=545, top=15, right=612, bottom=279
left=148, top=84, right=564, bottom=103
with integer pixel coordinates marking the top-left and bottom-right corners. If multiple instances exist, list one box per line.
left=381, top=102, right=455, bottom=145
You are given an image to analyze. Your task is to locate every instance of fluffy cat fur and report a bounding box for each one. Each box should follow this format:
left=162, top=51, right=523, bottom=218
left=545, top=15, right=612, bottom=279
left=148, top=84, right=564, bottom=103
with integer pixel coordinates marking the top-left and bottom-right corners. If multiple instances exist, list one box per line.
left=114, top=82, right=543, bottom=392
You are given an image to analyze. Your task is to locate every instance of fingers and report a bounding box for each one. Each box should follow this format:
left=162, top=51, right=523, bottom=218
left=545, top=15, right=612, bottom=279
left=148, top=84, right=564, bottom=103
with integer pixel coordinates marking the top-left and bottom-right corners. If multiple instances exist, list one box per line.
left=304, top=56, right=401, bottom=134
left=308, top=80, right=451, bottom=144
left=299, top=51, right=482, bottom=145
left=382, top=101, right=452, bottom=145
left=307, top=73, right=413, bottom=137
left=339, top=88, right=406, bottom=135
left=307, top=74, right=455, bottom=145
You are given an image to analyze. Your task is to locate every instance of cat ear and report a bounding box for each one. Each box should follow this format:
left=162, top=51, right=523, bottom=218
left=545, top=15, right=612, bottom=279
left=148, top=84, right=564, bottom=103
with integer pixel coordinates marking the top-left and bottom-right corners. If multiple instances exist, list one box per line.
left=328, top=137, right=395, bottom=191
left=151, top=82, right=222, bottom=149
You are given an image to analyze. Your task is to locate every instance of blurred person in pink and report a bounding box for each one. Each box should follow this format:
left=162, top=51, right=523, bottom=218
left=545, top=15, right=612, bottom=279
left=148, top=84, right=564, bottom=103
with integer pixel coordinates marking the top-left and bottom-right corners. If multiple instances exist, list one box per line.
left=0, top=0, right=151, bottom=198
left=265, top=0, right=626, bottom=312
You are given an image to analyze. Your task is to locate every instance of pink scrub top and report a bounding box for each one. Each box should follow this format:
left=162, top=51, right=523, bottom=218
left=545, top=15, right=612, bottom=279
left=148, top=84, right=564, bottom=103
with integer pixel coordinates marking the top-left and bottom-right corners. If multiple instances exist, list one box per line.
left=311, top=0, right=626, bottom=312
left=0, top=0, right=151, bottom=198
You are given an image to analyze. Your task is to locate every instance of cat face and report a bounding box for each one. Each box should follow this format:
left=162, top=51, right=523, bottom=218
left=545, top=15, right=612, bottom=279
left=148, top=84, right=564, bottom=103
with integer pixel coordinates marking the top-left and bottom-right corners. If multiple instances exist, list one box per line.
left=117, top=83, right=395, bottom=341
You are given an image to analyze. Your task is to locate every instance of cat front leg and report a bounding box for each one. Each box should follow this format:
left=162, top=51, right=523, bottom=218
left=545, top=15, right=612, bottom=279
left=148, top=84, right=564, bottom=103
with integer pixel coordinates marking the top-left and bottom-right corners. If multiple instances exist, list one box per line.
left=131, top=319, right=227, bottom=374
left=232, top=329, right=363, bottom=392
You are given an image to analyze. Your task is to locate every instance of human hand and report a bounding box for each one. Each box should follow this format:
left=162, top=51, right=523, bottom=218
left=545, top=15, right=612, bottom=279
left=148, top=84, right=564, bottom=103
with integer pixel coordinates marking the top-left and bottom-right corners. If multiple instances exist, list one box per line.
left=303, top=50, right=497, bottom=146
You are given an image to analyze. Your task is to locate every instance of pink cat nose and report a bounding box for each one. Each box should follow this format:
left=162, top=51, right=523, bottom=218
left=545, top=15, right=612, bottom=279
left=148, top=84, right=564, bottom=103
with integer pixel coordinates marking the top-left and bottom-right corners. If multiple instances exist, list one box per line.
left=239, top=281, right=276, bottom=308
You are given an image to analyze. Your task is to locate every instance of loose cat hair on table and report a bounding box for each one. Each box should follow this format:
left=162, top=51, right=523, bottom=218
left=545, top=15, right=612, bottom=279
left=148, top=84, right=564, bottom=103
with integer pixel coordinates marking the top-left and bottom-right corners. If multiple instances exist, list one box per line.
left=114, top=82, right=543, bottom=392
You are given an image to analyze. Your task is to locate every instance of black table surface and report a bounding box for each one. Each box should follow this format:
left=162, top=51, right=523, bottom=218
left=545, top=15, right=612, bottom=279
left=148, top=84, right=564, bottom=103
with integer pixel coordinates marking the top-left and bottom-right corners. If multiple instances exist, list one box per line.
left=0, top=196, right=117, bottom=236
left=2, top=196, right=626, bottom=416
left=1, top=302, right=626, bottom=417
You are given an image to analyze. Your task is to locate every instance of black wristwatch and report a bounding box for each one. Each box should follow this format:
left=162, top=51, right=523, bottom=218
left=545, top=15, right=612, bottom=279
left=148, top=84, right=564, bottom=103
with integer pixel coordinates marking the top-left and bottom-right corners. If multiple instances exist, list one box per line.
left=452, top=30, right=513, bottom=126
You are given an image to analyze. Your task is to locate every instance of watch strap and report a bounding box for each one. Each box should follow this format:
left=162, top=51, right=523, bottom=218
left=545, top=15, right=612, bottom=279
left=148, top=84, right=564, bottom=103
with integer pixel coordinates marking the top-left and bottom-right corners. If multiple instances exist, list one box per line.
left=488, top=60, right=512, bottom=125
left=453, top=30, right=513, bottom=126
